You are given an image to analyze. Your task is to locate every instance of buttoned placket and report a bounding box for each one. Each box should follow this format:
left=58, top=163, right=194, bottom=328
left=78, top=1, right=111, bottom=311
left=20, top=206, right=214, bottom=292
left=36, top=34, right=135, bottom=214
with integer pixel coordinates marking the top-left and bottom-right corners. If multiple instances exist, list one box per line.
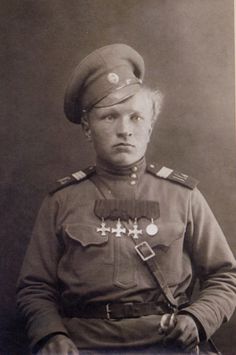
left=93, top=159, right=146, bottom=288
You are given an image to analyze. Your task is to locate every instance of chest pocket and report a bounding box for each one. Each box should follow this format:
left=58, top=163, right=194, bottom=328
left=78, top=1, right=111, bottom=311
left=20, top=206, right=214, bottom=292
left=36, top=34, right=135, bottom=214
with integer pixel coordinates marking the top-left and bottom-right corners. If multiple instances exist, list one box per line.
left=64, top=222, right=138, bottom=290
left=146, top=221, right=187, bottom=286
left=64, top=223, right=114, bottom=265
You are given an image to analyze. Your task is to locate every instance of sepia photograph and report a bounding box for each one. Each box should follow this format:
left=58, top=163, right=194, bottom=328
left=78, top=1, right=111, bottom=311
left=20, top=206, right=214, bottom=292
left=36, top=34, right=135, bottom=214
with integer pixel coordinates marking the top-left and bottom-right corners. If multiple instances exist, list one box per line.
left=1, top=1, right=236, bottom=354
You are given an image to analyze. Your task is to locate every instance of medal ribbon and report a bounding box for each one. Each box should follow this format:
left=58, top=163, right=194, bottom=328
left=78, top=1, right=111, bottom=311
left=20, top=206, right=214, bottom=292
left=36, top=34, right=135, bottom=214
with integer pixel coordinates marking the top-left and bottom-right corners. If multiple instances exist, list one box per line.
left=94, top=199, right=160, bottom=221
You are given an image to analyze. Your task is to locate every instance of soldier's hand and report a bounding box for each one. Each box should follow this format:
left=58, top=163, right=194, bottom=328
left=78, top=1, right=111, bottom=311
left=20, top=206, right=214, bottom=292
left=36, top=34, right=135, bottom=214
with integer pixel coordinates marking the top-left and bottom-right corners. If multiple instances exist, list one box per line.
left=163, top=314, right=200, bottom=352
left=37, top=334, right=79, bottom=355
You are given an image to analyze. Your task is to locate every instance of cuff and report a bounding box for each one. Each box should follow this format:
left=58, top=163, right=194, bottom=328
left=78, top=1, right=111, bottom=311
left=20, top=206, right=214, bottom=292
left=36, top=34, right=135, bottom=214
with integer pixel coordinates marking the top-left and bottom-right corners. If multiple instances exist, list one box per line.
left=32, top=332, right=69, bottom=353
left=28, top=311, right=69, bottom=350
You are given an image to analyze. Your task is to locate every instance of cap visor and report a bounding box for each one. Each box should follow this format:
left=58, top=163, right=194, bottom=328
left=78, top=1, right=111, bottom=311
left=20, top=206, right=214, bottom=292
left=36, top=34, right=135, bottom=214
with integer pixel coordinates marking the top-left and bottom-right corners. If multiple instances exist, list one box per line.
left=94, top=83, right=142, bottom=108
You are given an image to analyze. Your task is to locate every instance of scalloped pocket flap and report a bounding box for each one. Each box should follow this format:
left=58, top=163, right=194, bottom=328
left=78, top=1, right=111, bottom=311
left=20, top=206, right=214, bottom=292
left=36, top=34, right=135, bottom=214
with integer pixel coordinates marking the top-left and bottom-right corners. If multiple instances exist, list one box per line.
left=65, top=223, right=109, bottom=247
left=149, top=222, right=184, bottom=249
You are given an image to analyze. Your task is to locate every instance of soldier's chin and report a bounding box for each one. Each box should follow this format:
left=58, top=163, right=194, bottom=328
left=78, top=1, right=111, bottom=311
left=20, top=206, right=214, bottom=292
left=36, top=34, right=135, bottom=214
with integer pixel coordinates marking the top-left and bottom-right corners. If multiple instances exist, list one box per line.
left=111, top=152, right=139, bottom=167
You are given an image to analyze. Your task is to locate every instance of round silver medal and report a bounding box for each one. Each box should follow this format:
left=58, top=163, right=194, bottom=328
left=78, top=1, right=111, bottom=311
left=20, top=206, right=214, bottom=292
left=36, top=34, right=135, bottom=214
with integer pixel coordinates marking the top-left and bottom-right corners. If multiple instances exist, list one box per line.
left=146, top=223, right=158, bottom=236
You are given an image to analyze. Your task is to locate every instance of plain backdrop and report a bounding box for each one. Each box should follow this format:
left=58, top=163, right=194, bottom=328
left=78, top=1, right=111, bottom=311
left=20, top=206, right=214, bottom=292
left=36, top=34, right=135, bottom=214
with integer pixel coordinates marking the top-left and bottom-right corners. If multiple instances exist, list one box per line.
left=1, top=1, right=235, bottom=354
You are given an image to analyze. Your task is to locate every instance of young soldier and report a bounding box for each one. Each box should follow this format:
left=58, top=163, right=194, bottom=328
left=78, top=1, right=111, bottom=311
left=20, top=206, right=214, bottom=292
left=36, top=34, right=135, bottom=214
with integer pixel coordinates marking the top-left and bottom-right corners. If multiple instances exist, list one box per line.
left=17, top=44, right=236, bottom=355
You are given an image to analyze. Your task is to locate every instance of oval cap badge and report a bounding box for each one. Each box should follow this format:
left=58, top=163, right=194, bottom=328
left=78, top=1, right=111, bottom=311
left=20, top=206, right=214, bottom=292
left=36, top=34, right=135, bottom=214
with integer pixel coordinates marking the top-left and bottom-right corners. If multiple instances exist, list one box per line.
left=107, top=72, right=119, bottom=84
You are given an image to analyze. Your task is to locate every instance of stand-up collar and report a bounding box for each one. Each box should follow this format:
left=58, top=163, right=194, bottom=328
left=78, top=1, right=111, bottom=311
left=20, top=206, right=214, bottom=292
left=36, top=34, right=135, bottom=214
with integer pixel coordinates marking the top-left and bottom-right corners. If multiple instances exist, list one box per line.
left=96, top=157, right=146, bottom=184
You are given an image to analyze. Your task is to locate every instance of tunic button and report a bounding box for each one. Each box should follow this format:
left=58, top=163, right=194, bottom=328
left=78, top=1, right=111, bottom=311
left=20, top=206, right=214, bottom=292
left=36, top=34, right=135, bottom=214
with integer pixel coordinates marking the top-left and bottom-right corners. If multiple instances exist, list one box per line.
left=132, top=166, right=138, bottom=172
left=130, top=180, right=136, bottom=185
left=130, top=173, right=137, bottom=179
left=150, top=164, right=155, bottom=169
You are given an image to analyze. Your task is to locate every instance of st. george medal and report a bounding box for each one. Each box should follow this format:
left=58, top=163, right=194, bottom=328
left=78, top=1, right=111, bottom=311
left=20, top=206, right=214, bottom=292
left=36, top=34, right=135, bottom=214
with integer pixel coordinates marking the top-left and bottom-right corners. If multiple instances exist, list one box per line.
left=111, top=218, right=126, bottom=238
left=96, top=218, right=110, bottom=236
left=128, top=218, right=142, bottom=239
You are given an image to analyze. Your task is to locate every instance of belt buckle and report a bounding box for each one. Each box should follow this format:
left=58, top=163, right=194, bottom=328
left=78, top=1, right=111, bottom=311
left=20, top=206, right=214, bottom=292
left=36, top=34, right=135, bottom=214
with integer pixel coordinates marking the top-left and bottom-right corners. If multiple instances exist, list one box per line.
left=105, top=303, right=112, bottom=319
left=135, top=241, right=155, bottom=261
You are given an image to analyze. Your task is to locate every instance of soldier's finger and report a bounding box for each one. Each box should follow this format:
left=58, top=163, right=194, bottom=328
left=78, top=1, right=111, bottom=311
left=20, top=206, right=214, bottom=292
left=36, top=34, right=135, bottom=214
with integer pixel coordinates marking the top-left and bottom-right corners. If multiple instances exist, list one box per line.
left=163, top=326, right=183, bottom=344
left=182, top=336, right=199, bottom=352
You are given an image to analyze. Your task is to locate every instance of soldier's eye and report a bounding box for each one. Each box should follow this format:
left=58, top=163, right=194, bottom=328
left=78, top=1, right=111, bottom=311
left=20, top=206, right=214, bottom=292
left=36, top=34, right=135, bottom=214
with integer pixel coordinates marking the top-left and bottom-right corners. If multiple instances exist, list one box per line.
left=131, top=115, right=143, bottom=122
left=104, top=115, right=115, bottom=121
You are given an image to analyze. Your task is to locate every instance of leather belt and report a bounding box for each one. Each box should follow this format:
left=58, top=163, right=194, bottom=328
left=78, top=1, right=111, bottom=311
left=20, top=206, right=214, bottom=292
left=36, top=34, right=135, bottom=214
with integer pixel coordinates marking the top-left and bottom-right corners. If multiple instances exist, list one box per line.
left=64, top=301, right=172, bottom=320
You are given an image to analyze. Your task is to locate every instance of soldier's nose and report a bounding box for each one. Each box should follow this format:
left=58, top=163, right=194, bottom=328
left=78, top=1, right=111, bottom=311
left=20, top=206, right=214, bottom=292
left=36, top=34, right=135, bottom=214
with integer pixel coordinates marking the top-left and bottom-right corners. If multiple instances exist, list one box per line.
left=116, top=117, right=132, bottom=138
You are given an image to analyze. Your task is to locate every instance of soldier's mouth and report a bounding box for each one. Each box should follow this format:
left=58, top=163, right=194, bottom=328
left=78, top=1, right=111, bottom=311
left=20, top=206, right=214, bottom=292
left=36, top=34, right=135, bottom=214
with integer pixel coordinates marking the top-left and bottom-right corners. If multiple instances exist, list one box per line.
left=113, top=143, right=135, bottom=147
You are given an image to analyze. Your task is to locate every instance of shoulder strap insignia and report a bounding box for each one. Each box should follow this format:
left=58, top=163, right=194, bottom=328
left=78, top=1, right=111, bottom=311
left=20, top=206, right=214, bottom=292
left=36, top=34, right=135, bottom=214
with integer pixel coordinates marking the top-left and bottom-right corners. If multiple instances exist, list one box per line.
left=49, top=166, right=96, bottom=195
left=147, top=163, right=199, bottom=190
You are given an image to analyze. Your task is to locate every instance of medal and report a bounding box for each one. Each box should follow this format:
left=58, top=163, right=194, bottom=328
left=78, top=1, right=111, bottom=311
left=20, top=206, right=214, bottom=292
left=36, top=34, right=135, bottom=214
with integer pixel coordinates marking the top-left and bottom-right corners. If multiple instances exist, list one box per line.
left=128, top=218, right=142, bottom=239
left=146, top=218, right=158, bottom=236
left=96, top=218, right=110, bottom=236
left=94, top=199, right=160, bottom=238
left=111, top=218, right=126, bottom=238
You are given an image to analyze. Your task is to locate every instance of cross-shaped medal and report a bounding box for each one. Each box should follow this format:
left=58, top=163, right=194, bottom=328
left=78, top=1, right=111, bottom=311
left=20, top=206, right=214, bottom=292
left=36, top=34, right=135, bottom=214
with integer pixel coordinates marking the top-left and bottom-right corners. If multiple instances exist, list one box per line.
left=97, top=219, right=110, bottom=236
left=112, top=218, right=126, bottom=238
left=128, top=219, right=142, bottom=239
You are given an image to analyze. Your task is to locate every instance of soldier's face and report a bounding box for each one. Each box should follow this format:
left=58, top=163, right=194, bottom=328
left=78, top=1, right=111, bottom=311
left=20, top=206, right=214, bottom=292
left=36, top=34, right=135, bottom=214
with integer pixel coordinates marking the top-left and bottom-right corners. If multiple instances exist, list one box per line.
left=86, top=90, right=154, bottom=167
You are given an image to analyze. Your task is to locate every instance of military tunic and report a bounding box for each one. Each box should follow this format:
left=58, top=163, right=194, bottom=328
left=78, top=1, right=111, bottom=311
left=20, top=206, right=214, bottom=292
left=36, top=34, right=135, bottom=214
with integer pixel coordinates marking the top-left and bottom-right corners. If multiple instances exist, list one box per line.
left=17, top=158, right=236, bottom=351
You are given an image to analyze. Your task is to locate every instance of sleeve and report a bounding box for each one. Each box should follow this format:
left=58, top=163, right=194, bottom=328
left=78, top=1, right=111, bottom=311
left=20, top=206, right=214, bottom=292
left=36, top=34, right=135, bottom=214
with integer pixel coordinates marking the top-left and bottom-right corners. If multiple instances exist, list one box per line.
left=181, top=188, right=236, bottom=339
left=16, top=194, right=69, bottom=350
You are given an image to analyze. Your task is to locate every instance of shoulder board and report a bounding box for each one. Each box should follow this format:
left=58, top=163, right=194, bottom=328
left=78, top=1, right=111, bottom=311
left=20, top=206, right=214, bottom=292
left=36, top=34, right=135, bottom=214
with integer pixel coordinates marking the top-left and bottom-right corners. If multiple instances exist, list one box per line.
left=49, top=166, right=96, bottom=195
left=146, top=163, right=199, bottom=190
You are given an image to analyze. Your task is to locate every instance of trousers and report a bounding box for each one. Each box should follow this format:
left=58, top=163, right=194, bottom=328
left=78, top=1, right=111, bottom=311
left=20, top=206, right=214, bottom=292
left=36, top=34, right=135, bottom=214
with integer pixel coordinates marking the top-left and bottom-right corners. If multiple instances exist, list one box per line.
left=79, top=341, right=219, bottom=355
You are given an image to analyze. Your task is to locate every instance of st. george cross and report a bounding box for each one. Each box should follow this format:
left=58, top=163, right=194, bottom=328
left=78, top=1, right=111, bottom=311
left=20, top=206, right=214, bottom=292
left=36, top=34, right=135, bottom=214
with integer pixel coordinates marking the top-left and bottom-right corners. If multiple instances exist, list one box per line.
left=112, top=218, right=126, bottom=238
left=97, top=220, right=110, bottom=236
left=128, top=220, right=142, bottom=239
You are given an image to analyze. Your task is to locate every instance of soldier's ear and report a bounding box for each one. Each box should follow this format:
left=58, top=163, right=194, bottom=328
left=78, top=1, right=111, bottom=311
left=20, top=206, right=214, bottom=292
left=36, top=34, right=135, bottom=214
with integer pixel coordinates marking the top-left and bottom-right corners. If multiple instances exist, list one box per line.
left=85, top=129, right=92, bottom=141
left=148, top=120, right=154, bottom=136
left=81, top=115, right=92, bottom=141
left=146, top=118, right=156, bottom=143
